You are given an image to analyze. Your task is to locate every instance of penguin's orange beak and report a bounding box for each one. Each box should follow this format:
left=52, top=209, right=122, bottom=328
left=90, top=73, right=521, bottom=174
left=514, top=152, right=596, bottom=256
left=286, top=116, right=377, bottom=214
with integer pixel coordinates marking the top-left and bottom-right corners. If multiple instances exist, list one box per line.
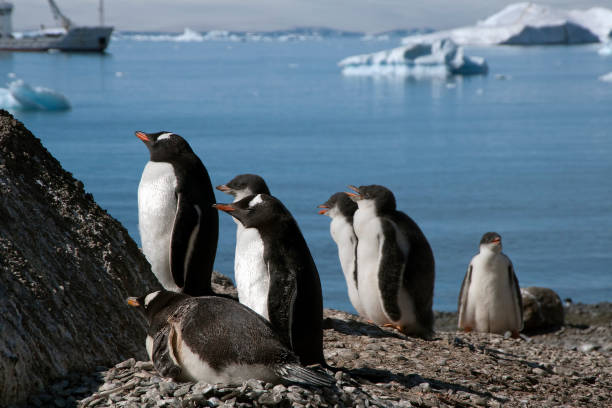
left=135, top=131, right=150, bottom=142
left=317, top=204, right=329, bottom=215
left=346, top=185, right=361, bottom=199
left=213, top=203, right=235, bottom=212
left=492, top=238, right=501, bottom=244
left=216, top=185, right=231, bottom=192
left=127, top=297, right=141, bottom=307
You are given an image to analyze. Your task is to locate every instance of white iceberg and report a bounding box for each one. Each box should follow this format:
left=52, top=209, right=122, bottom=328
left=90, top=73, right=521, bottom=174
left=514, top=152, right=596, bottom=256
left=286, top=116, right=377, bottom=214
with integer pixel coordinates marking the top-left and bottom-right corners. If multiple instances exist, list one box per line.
left=339, top=38, right=488, bottom=77
left=599, top=72, right=612, bottom=82
left=402, top=2, right=612, bottom=46
left=0, top=80, right=70, bottom=111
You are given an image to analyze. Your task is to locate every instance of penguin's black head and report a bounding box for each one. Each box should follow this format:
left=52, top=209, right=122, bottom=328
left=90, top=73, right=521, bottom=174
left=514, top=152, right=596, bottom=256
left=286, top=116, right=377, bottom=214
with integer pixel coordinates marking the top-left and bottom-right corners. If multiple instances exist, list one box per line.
left=479, top=232, right=502, bottom=252
left=135, top=131, right=194, bottom=163
left=127, top=290, right=188, bottom=323
left=346, top=184, right=396, bottom=214
left=318, top=192, right=357, bottom=219
left=216, top=174, right=271, bottom=201
left=214, top=193, right=289, bottom=229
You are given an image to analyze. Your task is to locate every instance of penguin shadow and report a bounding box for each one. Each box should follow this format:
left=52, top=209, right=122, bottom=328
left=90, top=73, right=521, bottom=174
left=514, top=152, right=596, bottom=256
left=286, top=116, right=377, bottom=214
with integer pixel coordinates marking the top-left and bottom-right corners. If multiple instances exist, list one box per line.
left=346, top=367, right=508, bottom=404
left=453, top=338, right=555, bottom=375
left=322, top=317, right=407, bottom=340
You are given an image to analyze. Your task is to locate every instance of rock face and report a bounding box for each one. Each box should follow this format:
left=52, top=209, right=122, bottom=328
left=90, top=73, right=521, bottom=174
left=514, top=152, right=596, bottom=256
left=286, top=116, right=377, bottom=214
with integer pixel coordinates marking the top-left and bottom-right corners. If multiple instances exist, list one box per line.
left=0, top=110, right=161, bottom=405
left=521, top=286, right=564, bottom=333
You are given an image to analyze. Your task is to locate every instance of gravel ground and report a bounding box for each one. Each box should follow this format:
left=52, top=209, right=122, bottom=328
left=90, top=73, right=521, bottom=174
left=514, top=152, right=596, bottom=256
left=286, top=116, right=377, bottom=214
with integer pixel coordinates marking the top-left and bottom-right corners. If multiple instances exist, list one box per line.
left=17, top=302, right=611, bottom=408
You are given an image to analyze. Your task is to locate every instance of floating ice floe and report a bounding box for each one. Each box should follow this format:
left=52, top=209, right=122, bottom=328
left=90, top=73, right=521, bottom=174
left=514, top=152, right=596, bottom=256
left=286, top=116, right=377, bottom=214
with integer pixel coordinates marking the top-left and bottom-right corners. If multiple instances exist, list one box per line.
left=598, top=42, right=612, bottom=55
left=338, top=38, right=488, bottom=78
left=402, top=2, right=612, bottom=46
left=599, top=72, right=612, bottom=82
left=0, top=79, right=71, bottom=111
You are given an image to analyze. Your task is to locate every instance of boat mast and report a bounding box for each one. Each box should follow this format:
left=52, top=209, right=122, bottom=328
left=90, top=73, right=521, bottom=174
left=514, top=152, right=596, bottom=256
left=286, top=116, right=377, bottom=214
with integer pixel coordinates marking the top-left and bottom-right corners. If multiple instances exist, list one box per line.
left=47, top=0, right=72, bottom=30
left=99, top=0, right=104, bottom=26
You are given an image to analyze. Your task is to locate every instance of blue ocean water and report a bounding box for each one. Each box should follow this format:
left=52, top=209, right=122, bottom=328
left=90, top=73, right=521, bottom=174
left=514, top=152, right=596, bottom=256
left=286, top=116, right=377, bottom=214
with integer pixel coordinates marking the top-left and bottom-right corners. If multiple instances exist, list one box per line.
left=2, top=35, right=611, bottom=312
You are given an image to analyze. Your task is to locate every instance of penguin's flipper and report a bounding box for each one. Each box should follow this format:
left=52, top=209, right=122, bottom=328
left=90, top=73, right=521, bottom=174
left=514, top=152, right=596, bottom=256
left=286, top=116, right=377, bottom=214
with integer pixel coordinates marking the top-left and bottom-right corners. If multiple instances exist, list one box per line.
left=151, top=326, right=182, bottom=380
left=378, top=219, right=407, bottom=322
left=170, top=194, right=201, bottom=290
left=457, top=264, right=473, bottom=329
left=275, top=364, right=335, bottom=387
left=266, top=260, right=296, bottom=349
left=508, top=262, right=523, bottom=330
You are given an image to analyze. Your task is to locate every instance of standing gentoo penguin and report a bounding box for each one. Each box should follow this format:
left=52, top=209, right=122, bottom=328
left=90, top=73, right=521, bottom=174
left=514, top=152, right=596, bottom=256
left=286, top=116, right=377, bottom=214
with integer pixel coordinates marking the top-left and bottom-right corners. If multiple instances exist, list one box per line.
left=216, top=174, right=271, bottom=316
left=136, top=131, right=218, bottom=296
left=457, top=232, right=523, bottom=337
left=127, top=290, right=334, bottom=386
left=348, top=185, right=435, bottom=338
left=318, top=192, right=365, bottom=317
left=214, top=194, right=326, bottom=365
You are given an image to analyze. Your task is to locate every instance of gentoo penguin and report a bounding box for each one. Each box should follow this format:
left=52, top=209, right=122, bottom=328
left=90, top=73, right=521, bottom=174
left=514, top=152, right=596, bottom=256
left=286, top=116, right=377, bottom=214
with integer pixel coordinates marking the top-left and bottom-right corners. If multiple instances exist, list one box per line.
left=348, top=185, right=435, bottom=338
left=127, top=290, right=334, bottom=386
left=136, top=131, right=218, bottom=296
left=457, top=232, right=523, bottom=337
left=216, top=174, right=271, bottom=315
left=214, top=194, right=326, bottom=365
left=317, top=192, right=365, bottom=317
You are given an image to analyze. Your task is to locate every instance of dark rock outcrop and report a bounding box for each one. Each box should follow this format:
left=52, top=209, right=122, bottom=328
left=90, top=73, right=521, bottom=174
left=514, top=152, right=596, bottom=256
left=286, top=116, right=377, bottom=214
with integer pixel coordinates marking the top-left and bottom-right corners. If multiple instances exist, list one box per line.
left=521, top=286, right=565, bottom=333
left=0, top=110, right=161, bottom=405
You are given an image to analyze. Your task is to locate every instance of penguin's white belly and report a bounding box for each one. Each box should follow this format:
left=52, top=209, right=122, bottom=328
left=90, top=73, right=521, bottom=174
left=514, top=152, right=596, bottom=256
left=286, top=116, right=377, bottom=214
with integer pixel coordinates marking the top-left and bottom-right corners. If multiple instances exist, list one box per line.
left=330, top=218, right=364, bottom=316
left=234, top=226, right=270, bottom=320
left=178, top=340, right=278, bottom=384
left=467, top=255, right=520, bottom=333
left=138, top=161, right=180, bottom=291
left=354, top=217, right=388, bottom=324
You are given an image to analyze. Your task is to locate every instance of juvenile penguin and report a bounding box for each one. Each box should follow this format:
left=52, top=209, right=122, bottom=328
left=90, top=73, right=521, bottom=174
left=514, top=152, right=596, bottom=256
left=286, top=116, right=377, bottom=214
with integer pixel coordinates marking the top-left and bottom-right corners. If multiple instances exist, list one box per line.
left=348, top=185, right=435, bottom=338
left=216, top=174, right=271, bottom=314
left=318, top=192, right=365, bottom=317
left=214, top=194, right=326, bottom=365
left=458, top=232, right=523, bottom=337
left=136, top=131, right=218, bottom=296
left=127, top=290, right=333, bottom=386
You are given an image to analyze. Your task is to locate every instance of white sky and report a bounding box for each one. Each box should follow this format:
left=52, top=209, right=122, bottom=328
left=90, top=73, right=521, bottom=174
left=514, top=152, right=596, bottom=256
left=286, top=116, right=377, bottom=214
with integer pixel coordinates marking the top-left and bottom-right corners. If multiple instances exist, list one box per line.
left=11, top=0, right=612, bottom=32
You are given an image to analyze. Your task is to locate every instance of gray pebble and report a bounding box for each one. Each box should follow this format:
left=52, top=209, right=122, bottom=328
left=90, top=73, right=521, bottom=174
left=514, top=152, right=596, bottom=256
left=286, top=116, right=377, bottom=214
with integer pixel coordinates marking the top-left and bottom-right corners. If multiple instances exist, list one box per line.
left=258, top=392, right=283, bottom=405
left=173, top=384, right=191, bottom=397
left=579, top=343, right=600, bottom=353
left=158, top=381, right=178, bottom=396
left=116, top=358, right=136, bottom=369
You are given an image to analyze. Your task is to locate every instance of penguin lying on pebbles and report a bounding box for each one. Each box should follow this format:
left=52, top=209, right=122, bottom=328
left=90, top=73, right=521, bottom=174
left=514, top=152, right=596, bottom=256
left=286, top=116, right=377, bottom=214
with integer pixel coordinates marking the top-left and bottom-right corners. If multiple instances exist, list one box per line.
left=458, top=232, right=523, bottom=337
left=348, top=185, right=435, bottom=338
left=214, top=194, right=326, bottom=365
left=216, top=174, right=272, bottom=316
left=127, top=290, right=334, bottom=386
left=135, top=131, right=218, bottom=296
left=318, top=192, right=365, bottom=317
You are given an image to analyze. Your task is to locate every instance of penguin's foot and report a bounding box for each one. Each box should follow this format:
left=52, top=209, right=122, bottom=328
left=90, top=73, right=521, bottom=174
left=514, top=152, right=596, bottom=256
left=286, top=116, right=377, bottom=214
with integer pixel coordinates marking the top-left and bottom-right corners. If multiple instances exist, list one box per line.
left=383, top=323, right=403, bottom=331
left=462, top=326, right=473, bottom=333
left=511, top=330, right=521, bottom=339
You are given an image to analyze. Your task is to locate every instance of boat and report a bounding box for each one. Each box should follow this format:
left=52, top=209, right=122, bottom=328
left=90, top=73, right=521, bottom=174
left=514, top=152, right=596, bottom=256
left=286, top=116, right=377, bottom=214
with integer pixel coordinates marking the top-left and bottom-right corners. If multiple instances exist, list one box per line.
left=0, top=0, right=113, bottom=52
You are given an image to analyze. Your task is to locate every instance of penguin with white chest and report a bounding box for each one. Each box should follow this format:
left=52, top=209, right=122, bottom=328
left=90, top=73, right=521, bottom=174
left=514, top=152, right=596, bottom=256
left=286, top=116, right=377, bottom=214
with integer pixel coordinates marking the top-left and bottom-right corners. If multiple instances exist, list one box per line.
left=458, top=232, right=523, bottom=337
left=348, top=185, right=435, bottom=338
left=216, top=174, right=271, bottom=316
left=136, top=131, right=218, bottom=296
left=214, top=194, right=326, bottom=365
left=127, top=290, right=334, bottom=386
left=317, top=192, right=365, bottom=317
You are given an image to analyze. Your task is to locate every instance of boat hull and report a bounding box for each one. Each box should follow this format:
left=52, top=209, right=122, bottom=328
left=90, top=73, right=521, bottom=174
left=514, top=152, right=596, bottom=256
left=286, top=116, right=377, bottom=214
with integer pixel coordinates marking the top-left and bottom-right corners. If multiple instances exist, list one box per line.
left=0, top=26, right=113, bottom=52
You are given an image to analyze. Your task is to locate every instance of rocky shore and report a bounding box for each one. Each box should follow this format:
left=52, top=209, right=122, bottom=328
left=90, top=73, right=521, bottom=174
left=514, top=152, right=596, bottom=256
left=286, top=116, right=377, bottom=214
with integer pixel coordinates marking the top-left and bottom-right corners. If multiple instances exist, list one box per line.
left=17, top=301, right=611, bottom=408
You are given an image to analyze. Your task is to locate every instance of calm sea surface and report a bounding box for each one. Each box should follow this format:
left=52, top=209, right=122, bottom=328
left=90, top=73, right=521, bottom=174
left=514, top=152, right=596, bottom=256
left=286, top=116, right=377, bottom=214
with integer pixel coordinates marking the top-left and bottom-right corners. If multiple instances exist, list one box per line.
left=3, top=35, right=611, bottom=312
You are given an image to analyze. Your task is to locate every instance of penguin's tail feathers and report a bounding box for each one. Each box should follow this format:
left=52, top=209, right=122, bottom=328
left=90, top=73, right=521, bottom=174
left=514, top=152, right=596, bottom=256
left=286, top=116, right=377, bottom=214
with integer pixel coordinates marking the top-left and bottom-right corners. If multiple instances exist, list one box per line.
left=275, top=363, right=335, bottom=387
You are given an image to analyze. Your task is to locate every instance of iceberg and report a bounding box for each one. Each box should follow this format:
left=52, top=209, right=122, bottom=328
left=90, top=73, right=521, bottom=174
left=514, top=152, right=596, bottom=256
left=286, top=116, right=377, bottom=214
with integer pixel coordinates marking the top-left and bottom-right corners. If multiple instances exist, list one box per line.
left=339, top=38, right=488, bottom=77
left=0, top=80, right=70, bottom=111
left=402, top=2, right=612, bottom=46
left=599, top=72, right=612, bottom=82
